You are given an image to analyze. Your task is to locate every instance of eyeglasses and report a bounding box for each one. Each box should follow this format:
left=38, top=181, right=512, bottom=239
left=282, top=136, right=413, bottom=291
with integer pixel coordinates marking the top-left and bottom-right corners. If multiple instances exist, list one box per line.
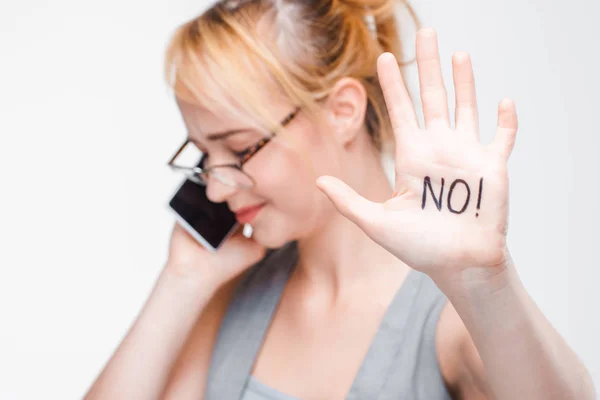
left=167, top=107, right=300, bottom=189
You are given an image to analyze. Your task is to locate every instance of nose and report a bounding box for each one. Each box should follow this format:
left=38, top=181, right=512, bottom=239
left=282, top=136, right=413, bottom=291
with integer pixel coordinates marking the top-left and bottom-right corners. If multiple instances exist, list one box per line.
left=205, top=175, right=239, bottom=204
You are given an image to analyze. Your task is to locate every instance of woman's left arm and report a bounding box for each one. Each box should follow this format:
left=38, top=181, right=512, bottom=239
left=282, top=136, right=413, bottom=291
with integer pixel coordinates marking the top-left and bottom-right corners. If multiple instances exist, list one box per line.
left=438, top=267, right=595, bottom=399
left=316, top=28, right=595, bottom=400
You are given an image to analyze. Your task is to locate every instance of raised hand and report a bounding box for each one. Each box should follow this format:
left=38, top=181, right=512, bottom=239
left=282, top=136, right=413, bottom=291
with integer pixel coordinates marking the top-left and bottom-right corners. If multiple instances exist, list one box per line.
left=317, top=28, right=518, bottom=285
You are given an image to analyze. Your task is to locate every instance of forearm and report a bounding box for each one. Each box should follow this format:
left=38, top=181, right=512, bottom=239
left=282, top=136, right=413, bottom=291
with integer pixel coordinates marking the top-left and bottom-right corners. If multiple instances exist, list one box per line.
left=84, top=267, right=215, bottom=400
left=439, top=255, right=595, bottom=400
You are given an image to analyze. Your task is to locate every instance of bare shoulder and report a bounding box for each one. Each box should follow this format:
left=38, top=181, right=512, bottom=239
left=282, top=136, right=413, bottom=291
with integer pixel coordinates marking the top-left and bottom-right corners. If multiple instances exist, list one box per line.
left=436, top=302, right=489, bottom=399
left=162, top=275, right=242, bottom=400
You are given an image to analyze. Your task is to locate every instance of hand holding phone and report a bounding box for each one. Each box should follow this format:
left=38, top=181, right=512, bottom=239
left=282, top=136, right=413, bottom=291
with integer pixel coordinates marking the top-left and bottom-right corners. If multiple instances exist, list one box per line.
left=168, top=178, right=240, bottom=252
left=165, top=221, right=266, bottom=289
left=166, top=178, right=265, bottom=288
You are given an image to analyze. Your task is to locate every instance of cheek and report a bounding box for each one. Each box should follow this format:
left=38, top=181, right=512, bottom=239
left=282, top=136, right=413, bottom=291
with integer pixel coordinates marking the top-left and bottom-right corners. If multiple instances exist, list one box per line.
left=255, top=149, right=320, bottom=213
left=245, top=143, right=334, bottom=236
left=242, top=119, right=345, bottom=245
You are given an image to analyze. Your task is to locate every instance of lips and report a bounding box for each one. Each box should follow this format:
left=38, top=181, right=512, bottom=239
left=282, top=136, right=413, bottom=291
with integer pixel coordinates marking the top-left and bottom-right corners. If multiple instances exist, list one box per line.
left=234, top=203, right=265, bottom=224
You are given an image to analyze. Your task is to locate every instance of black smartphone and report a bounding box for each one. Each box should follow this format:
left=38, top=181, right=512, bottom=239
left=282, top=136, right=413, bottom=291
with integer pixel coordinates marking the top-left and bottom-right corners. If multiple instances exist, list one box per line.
left=168, top=178, right=240, bottom=252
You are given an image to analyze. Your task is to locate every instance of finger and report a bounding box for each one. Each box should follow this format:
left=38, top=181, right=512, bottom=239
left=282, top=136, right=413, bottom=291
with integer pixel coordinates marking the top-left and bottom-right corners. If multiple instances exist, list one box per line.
left=316, top=175, right=384, bottom=232
left=491, top=98, right=518, bottom=159
left=221, top=234, right=266, bottom=265
left=452, top=52, right=479, bottom=137
left=416, top=28, right=450, bottom=129
left=377, top=52, right=419, bottom=138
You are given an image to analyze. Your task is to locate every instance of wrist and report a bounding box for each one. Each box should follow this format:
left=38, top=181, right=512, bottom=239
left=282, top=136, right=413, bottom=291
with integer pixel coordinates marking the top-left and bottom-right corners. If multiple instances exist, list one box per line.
left=432, top=249, right=517, bottom=302
left=434, top=258, right=527, bottom=341
left=161, top=263, right=219, bottom=302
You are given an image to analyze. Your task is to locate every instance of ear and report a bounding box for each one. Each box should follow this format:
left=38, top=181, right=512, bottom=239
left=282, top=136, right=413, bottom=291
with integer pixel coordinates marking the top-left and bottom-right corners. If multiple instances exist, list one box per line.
left=324, top=77, right=368, bottom=147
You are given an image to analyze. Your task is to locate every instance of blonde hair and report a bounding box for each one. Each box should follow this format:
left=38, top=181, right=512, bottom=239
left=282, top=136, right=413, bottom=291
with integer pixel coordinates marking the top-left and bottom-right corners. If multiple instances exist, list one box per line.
left=164, top=0, right=419, bottom=153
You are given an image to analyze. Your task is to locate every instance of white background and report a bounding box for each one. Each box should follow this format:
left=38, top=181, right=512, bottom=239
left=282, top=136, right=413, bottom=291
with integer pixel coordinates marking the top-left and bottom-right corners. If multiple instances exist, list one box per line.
left=0, top=0, right=598, bottom=398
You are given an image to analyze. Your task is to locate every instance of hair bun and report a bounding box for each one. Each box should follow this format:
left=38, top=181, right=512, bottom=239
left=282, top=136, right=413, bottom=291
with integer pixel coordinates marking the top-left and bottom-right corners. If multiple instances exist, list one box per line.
left=337, top=0, right=395, bottom=16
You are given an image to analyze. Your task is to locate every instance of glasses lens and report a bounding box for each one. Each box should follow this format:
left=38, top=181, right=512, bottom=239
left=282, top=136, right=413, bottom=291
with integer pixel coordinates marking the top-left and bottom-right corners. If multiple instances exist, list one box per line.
left=170, top=142, right=254, bottom=188
left=210, top=166, right=254, bottom=188
left=183, top=170, right=207, bottom=185
left=173, top=141, right=205, bottom=169
left=170, top=141, right=207, bottom=184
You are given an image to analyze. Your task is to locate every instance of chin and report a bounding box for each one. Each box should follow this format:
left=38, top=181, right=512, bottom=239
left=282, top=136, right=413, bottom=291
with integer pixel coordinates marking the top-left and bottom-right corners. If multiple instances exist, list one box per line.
left=250, top=206, right=322, bottom=249
left=251, top=226, right=293, bottom=250
left=250, top=215, right=299, bottom=249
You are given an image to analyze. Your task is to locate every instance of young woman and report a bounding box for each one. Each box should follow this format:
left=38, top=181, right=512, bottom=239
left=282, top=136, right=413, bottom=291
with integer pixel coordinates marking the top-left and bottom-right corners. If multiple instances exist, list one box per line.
left=85, top=0, right=595, bottom=399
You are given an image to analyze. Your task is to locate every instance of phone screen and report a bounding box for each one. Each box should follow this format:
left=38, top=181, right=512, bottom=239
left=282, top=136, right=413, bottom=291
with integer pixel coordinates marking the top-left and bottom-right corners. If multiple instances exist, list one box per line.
left=168, top=179, right=239, bottom=251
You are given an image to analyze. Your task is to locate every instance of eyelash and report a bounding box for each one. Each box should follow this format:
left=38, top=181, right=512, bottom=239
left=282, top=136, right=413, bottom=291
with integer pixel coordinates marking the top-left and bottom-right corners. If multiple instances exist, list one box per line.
left=201, top=146, right=252, bottom=164
left=233, top=147, right=251, bottom=158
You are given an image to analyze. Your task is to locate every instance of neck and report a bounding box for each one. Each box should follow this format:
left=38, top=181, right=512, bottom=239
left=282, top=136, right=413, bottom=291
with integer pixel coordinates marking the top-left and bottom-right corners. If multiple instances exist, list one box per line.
left=294, top=153, right=409, bottom=300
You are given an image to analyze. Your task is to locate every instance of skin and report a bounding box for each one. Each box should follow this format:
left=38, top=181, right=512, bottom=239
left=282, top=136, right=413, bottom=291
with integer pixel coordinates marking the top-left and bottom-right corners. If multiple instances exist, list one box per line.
left=84, top=29, right=595, bottom=400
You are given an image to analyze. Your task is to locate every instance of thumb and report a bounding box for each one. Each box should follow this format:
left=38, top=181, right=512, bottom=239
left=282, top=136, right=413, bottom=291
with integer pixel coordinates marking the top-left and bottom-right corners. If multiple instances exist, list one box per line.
left=316, top=176, right=383, bottom=231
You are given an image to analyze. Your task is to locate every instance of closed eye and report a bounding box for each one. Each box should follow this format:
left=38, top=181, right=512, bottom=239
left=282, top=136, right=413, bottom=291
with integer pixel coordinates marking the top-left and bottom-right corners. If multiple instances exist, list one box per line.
left=234, top=136, right=272, bottom=164
left=232, top=147, right=253, bottom=159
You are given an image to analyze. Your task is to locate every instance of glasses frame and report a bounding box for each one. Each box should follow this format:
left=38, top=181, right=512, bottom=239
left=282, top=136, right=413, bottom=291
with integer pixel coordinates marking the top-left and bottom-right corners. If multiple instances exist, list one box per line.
left=167, top=107, right=300, bottom=188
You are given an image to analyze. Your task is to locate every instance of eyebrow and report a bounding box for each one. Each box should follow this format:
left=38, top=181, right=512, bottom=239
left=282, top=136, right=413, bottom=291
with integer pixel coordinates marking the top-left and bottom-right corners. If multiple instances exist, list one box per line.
left=205, top=128, right=254, bottom=141
left=186, top=128, right=254, bottom=149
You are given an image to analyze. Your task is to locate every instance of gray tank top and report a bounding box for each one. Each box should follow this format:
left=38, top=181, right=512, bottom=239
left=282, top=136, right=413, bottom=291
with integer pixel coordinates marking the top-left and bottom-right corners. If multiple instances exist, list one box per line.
left=206, top=241, right=452, bottom=400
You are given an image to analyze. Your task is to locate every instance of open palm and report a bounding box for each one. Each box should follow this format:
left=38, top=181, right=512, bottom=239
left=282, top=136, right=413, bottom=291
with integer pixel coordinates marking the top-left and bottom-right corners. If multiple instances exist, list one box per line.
left=317, top=29, right=517, bottom=282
